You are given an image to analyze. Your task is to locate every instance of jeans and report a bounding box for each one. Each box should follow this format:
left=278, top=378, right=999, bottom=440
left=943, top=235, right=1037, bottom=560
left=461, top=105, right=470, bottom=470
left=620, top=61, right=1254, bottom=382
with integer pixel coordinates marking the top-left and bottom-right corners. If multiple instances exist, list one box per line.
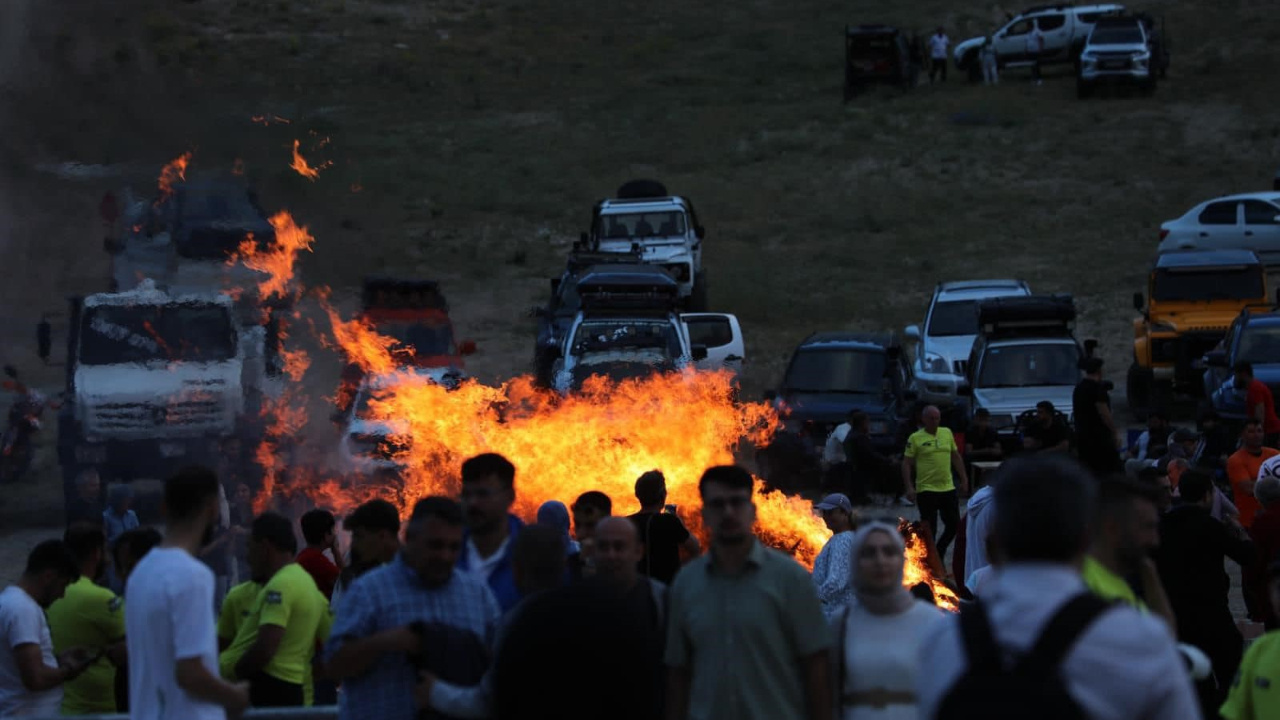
left=917, top=489, right=960, bottom=557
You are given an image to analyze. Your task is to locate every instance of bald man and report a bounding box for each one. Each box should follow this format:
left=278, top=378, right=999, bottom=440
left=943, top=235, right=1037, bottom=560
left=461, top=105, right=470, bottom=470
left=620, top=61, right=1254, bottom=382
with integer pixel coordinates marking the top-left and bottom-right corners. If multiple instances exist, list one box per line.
left=903, top=405, right=969, bottom=558
left=592, top=517, right=667, bottom=718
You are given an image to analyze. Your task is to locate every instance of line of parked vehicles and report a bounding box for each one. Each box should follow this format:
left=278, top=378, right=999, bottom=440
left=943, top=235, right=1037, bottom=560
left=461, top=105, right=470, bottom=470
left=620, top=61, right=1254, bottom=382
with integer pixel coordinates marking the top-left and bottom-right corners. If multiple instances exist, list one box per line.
left=843, top=3, right=1169, bottom=100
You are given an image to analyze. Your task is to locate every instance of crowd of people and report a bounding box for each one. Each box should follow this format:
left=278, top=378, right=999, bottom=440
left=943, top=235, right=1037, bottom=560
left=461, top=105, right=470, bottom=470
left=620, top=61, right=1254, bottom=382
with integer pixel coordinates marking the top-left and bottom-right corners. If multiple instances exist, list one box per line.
left=2, top=424, right=1279, bottom=718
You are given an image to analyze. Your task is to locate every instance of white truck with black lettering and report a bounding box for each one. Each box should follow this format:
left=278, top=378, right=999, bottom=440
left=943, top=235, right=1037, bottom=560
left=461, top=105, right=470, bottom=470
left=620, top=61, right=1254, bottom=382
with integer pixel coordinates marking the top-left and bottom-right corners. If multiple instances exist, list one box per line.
left=56, top=280, right=280, bottom=503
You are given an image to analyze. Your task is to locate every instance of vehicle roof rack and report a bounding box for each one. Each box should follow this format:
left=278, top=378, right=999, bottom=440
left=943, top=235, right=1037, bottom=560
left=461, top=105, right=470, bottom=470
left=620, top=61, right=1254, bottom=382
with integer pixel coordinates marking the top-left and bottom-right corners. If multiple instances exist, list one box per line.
left=977, top=294, right=1076, bottom=338
left=361, top=277, right=448, bottom=312
left=578, top=280, right=679, bottom=313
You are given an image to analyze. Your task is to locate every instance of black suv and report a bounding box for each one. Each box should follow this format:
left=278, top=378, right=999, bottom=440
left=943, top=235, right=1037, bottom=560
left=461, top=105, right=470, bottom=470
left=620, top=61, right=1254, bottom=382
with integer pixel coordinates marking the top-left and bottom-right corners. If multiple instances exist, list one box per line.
left=844, top=24, right=916, bottom=101
left=757, top=332, right=916, bottom=490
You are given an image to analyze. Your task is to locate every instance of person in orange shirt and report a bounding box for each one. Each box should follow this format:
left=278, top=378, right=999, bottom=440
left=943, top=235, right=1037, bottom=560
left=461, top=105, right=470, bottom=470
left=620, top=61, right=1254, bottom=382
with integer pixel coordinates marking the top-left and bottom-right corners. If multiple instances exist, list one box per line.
left=1227, top=419, right=1278, bottom=528
left=1235, top=363, right=1280, bottom=447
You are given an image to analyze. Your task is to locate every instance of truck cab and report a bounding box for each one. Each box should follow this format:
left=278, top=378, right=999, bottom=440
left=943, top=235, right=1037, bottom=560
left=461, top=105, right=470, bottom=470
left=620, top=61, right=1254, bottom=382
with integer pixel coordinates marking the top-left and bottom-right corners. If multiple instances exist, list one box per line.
left=57, top=280, right=275, bottom=501
left=582, top=180, right=708, bottom=311
left=960, top=295, right=1094, bottom=448
left=1129, top=250, right=1270, bottom=417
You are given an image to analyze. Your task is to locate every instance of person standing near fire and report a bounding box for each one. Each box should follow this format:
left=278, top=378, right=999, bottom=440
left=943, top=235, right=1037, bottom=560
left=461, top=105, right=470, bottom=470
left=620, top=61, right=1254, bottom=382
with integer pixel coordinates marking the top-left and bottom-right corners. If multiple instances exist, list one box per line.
left=902, top=406, right=969, bottom=559
left=456, top=453, right=526, bottom=613
left=665, top=465, right=831, bottom=720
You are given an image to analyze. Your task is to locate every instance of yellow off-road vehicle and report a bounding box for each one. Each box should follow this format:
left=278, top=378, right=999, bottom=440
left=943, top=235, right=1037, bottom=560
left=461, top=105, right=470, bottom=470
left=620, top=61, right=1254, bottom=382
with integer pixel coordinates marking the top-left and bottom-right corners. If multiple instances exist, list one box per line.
left=1129, top=249, right=1271, bottom=417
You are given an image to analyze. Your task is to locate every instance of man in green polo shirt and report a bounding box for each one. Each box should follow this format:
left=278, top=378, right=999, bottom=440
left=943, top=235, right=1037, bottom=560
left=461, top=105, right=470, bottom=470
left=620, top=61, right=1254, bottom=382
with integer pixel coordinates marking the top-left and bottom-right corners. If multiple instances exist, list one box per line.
left=1222, top=561, right=1280, bottom=720
left=222, top=513, right=331, bottom=707
left=47, top=523, right=126, bottom=714
left=1081, top=477, right=1176, bottom=632
left=902, top=405, right=969, bottom=558
left=665, top=465, right=831, bottom=720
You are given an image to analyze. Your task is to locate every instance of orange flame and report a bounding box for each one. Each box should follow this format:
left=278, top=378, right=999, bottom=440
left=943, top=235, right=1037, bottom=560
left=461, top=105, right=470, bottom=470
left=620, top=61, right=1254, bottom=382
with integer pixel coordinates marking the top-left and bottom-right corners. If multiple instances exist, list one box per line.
left=226, top=211, right=314, bottom=301
left=155, top=151, right=191, bottom=206
left=290, top=139, right=332, bottom=181
left=901, top=521, right=960, bottom=611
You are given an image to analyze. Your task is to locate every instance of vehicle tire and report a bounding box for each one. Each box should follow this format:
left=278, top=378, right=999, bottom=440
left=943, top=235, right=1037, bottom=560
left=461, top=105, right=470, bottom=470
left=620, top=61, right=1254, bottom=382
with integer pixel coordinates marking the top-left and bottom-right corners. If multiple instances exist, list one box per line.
left=1127, top=362, right=1153, bottom=420
left=689, top=272, right=709, bottom=312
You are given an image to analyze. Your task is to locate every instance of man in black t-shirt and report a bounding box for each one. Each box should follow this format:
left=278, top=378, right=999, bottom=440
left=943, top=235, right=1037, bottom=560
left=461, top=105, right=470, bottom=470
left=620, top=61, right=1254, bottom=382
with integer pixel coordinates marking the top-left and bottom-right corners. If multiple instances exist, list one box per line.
left=627, top=470, right=701, bottom=585
left=1022, top=400, right=1071, bottom=453
left=964, top=408, right=1002, bottom=488
left=1074, top=357, right=1122, bottom=477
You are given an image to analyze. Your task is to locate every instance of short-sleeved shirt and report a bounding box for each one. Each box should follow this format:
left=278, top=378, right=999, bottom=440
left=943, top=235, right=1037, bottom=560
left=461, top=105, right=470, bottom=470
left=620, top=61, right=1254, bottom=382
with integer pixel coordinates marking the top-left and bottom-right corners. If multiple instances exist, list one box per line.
left=47, top=576, right=126, bottom=714
left=220, top=564, right=330, bottom=685
left=125, top=547, right=224, bottom=720
left=216, top=581, right=262, bottom=676
left=630, top=512, right=693, bottom=586
left=928, top=34, right=949, bottom=59
left=1221, top=630, right=1280, bottom=720
left=1228, top=447, right=1280, bottom=528
left=1247, top=379, right=1280, bottom=434
left=325, top=554, right=500, bottom=720
left=297, top=548, right=340, bottom=600
left=904, top=427, right=957, bottom=493
left=964, top=423, right=999, bottom=452
left=1072, top=378, right=1112, bottom=446
left=664, top=540, right=831, bottom=720
left=1081, top=556, right=1146, bottom=611
left=0, top=585, right=62, bottom=717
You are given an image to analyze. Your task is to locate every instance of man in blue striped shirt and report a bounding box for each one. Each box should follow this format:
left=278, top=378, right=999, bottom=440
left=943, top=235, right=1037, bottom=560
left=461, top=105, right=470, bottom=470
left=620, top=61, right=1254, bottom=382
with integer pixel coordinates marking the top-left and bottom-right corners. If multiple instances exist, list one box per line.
left=324, top=496, right=500, bottom=720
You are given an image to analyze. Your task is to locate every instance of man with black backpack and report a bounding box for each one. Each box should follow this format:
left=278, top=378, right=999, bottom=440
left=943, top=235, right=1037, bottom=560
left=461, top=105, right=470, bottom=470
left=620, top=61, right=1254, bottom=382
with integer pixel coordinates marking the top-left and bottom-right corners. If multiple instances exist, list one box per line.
left=916, top=454, right=1199, bottom=719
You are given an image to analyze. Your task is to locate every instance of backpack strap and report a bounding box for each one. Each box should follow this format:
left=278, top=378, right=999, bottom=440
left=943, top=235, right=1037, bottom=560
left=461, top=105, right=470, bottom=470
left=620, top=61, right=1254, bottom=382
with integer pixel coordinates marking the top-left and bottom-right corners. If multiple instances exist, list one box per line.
left=1015, top=593, right=1114, bottom=678
left=957, top=599, right=1003, bottom=669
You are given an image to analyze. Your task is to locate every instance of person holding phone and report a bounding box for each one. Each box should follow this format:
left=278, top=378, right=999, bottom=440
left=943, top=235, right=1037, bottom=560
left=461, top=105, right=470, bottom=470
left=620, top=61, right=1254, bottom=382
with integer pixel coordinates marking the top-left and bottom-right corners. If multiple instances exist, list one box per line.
left=628, top=470, right=701, bottom=585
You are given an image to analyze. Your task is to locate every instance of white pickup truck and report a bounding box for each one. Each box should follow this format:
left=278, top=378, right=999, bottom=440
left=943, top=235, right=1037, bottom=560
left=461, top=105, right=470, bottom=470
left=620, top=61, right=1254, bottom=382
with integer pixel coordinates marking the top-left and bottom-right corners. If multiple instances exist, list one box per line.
left=953, top=3, right=1125, bottom=80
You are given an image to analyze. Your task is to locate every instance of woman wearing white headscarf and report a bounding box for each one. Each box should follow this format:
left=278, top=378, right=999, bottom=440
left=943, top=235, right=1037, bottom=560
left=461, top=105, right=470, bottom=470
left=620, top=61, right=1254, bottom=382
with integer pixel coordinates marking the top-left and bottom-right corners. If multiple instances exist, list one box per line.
left=831, top=521, right=943, bottom=720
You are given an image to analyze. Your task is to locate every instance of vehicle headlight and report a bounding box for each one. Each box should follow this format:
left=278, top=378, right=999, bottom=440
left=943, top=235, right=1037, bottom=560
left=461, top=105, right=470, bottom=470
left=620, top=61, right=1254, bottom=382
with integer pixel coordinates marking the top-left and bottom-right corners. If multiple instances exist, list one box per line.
left=923, top=352, right=951, bottom=375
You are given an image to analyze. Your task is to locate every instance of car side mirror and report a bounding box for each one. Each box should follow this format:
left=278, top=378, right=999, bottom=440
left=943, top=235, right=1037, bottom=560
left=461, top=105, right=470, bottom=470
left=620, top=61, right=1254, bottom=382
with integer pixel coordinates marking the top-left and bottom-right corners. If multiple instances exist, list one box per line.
left=763, top=389, right=778, bottom=401
left=691, top=344, right=709, bottom=361
left=103, top=236, right=124, bottom=255
left=695, top=226, right=706, bottom=239
left=459, top=340, right=477, bottom=356
left=904, top=325, right=921, bottom=342
left=1204, top=350, right=1228, bottom=368
left=1132, top=292, right=1144, bottom=312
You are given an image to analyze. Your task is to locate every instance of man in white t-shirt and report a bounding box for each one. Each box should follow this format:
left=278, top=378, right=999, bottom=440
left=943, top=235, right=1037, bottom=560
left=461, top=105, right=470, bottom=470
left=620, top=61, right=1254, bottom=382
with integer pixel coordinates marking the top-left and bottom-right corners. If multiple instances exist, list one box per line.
left=126, top=466, right=249, bottom=720
left=0, top=540, right=92, bottom=717
left=928, top=26, right=950, bottom=84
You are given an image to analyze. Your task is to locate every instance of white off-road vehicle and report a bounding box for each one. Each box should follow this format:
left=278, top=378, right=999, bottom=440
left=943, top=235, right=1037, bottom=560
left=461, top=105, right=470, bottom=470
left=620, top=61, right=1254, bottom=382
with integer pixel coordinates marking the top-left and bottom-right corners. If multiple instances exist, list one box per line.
left=547, top=267, right=742, bottom=395
left=1077, top=16, right=1158, bottom=97
left=581, top=180, right=708, bottom=311
left=56, top=280, right=282, bottom=493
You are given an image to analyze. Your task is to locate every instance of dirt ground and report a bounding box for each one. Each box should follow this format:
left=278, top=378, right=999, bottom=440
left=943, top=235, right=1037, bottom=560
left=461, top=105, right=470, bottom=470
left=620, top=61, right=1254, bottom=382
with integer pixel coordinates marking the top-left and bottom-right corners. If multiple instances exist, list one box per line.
left=0, top=0, right=1277, bottom=614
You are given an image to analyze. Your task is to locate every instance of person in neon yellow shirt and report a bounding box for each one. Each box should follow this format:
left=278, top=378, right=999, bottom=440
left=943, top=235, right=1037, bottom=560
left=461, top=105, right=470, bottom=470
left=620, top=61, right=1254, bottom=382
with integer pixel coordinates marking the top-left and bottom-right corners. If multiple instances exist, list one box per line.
left=1081, top=478, right=1176, bottom=632
left=217, top=580, right=263, bottom=671
left=1222, top=561, right=1280, bottom=720
left=47, top=524, right=125, bottom=714
left=223, top=513, right=331, bottom=707
left=902, top=405, right=969, bottom=558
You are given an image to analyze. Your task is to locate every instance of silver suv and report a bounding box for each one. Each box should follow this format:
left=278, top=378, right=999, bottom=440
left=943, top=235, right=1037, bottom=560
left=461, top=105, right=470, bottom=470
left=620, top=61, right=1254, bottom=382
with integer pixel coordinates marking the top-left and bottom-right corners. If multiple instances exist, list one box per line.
left=1077, top=17, right=1157, bottom=96
left=904, top=279, right=1031, bottom=407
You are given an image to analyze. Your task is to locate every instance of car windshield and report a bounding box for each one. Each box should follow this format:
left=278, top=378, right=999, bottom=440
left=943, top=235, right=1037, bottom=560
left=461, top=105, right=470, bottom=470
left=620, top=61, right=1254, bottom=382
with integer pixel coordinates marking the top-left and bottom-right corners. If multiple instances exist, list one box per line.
left=596, top=211, right=687, bottom=239
left=1151, top=266, right=1265, bottom=302
left=783, top=348, right=886, bottom=394
left=81, top=304, right=237, bottom=365
left=376, top=320, right=456, bottom=357
left=927, top=301, right=980, bottom=337
left=1090, top=27, right=1143, bottom=45
left=977, top=343, right=1080, bottom=388
left=571, top=320, right=681, bottom=357
left=1237, top=324, right=1280, bottom=364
